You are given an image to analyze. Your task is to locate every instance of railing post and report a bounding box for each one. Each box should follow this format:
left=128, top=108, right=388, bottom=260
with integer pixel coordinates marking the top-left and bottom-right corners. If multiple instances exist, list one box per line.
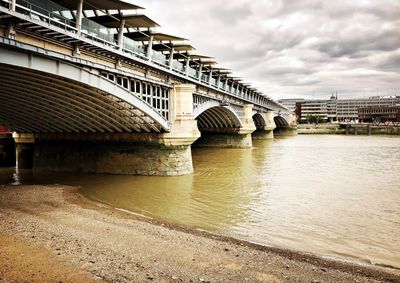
left=117, top=18, right=126, bottom=51
left=168, top=47, right=175, bottom=70
left=75, top=0, right=84, bottom=36
left=185, top=56, right=190, bottom=76
left=197, top=64, right=203, bottom=81
left=10, top=0, right=16, bottom=11
left=146, top=35, right=154, bottom=59
left=208, top=69, right=213, bottom=86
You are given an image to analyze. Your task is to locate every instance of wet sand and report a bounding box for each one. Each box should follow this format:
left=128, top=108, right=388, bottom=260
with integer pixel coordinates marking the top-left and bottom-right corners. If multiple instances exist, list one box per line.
left=0, top=185, right=399, bottom=283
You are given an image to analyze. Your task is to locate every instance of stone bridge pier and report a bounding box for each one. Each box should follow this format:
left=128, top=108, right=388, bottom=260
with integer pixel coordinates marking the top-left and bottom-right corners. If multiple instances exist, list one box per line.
left=252, top=111, right=276, bottom=140
left=13, top=133, right=34, bottom=169
left=12, top=84, right=201, bottom=176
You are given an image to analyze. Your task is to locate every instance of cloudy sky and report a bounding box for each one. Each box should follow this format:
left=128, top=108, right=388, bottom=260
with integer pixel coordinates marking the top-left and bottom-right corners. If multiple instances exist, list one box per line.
left=134, top=0, right=400, bottom=100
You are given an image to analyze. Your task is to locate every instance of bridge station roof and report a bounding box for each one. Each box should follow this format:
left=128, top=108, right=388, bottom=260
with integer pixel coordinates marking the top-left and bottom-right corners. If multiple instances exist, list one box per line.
left=152, top=43, right=195, bottom=52
left=227, top=76, right=243, bottom=81
left=211, top=68, right=232, bottom=75
left=53, top=0, right=143, bottom=10
left=195, top=60, right=217, bottom=66
left=124, top=32, right=187, bottom=42
left=88, top=14, right=159, bottom=28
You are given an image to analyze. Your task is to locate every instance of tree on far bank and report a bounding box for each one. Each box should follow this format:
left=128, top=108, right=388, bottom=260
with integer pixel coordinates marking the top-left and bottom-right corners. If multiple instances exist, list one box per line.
left=306, top=115, right=324, bottom=124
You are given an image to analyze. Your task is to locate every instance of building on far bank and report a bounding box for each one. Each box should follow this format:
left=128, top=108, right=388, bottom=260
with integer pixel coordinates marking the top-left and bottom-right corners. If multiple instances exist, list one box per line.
left=336, top=96, right=400, bottom=121
left=358, top=105, right=400, bottom=123
left=300, top=99, right=329, bottom=122
left=279, top=95, right=400, bottom=123
left=278, top=98, right=304, bottom=112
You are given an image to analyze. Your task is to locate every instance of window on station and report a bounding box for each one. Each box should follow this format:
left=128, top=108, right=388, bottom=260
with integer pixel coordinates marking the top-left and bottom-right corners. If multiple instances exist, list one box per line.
left=117, top=76, right=122, bottom=86
left=123, top=78, right=129, bottom=89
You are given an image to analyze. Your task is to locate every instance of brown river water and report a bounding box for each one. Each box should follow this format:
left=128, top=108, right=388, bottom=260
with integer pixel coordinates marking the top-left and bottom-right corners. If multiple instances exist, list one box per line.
left=1, top=135, right=399, bottom=271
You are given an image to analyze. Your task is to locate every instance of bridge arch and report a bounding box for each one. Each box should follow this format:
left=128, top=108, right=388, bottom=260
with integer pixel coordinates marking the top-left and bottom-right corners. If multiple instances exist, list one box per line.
left=194, top=102, right=243, bottom=132
left=0, top=47, right=170, bottom=134
left=252, top=113, right=266, bottom=130
left=274, top=116, right=289, bottom=129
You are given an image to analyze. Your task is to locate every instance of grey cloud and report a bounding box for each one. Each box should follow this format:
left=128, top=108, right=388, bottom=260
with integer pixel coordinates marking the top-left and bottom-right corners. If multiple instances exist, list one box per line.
left=135, top=0, right=400, bottom=99
left=317, top=29, right=400, bottom=58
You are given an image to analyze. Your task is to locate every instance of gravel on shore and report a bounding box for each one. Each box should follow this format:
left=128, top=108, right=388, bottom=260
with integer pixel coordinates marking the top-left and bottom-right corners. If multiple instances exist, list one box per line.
left=0, top=185, right=399, bottom=283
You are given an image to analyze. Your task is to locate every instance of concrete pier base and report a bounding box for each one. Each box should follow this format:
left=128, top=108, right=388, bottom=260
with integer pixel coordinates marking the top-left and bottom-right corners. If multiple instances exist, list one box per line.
left=193, top=133, right=253, bottom=148
left=0, top=134, right=15, bottom=167
left=16, top=143, right=34, bottom=169
left=274, top=127, right=298, bottom=137
left=252, top=130, right=274, bottom=140
left=33, top=140, right=193, bottom=176
left=13, top=133, right=35, bottom=169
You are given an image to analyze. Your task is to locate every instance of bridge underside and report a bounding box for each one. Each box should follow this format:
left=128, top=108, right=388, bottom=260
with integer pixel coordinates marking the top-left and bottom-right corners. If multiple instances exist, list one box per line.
left=193, top=105, right=255, bottom=148
left=251, top=113, right=275, bottom=140
left=0, top=63, right=166, bottom=134
left=196, top=106, right=242, bottom=133
left=273, top=116, right=297, bottom=136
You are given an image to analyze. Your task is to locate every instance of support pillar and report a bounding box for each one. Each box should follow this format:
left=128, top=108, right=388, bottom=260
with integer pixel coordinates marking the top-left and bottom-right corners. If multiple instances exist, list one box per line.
left=75, top=0, right=84, bottom=36
left=13, top=133, right=34, bottom=169
left=161, top=84, right=200, bottom=147
left=146, top=35, right=154, bottom=59
left=252, top=111, right=276, bottom=140
left=208, top=70, right=213, bottom=86
left=216, top=75, right=221, bottom=89
left=236, top=104, right=256, bottom=147
left=117, top=19, right=126, bottom=50
left=5, top=23, right=16, bottom=39
left=198, top=64, right=203, bottom=81
left=10, top=0, right=16, bottom=11
left=0, top=133, right=15, bottom=167
left=168, top=47, right=175, bottom=70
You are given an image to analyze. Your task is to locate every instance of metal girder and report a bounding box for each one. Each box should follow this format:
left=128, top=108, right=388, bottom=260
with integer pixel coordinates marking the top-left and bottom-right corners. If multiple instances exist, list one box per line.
left=0, top=47, right=171, bottom=133
left=194, top=101, right=243, bottom=130
left=0, top=68, right=132, bottom=132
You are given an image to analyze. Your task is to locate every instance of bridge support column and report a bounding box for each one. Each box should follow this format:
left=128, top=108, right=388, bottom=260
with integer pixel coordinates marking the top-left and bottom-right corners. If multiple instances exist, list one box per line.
left=252, top=111, right=276, bottom=140
left=194, top=133, right=253, bottom=148
left=32, top=84, right=200, bottom=176
left=0, top=133, right=15, bottom=167
left=274, top=126, right=298, bottom=136
left=236, top=104, right=257, bottom=147
left=13, top=133, right=34, bottom=169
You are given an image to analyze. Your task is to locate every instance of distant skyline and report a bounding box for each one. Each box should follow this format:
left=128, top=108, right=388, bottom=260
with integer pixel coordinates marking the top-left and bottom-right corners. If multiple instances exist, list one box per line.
left=134, top=0, right=400, bottom=100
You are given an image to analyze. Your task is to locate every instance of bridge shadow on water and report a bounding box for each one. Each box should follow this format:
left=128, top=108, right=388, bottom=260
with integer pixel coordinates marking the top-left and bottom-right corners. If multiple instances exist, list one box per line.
left=0, top=140, right=276, bottom=232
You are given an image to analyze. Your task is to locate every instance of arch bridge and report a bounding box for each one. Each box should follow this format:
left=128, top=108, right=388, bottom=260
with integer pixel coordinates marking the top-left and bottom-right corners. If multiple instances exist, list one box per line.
left=0, top=0, right=296, bottom=175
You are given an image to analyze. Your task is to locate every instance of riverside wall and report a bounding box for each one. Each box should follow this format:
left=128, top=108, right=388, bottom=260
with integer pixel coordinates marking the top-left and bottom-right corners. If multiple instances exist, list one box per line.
left=298, top=124, right=400, bottom=135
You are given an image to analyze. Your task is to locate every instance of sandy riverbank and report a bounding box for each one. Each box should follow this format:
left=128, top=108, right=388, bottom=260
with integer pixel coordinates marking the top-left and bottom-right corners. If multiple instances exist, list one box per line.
left=0, top=185, right=399, bottom=282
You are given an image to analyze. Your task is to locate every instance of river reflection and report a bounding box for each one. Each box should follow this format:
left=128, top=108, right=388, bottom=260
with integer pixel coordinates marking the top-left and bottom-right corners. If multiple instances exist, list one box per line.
left=1, top=135, right=400, bottom=271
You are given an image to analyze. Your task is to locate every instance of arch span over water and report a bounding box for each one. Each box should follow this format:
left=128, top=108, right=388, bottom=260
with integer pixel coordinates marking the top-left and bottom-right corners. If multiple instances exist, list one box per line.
left=0, top=47, right=170, bottom=133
